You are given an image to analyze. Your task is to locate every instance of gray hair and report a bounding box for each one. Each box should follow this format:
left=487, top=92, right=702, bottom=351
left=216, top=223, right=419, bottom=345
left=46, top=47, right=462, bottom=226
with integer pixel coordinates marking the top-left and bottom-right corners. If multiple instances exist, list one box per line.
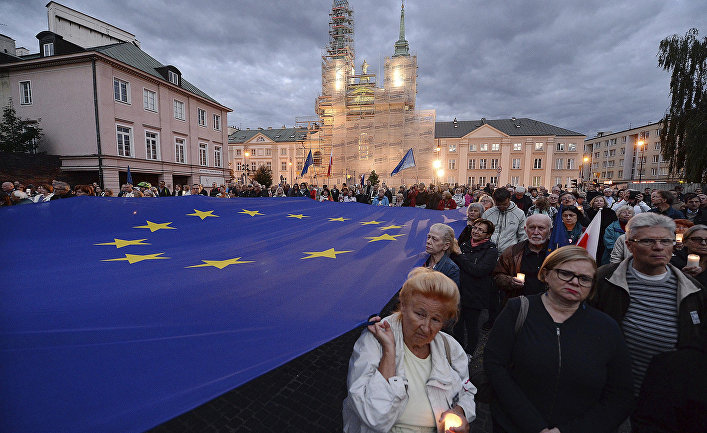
left=429, top=223, right=461, bottom=255
left=614, top=205, right=635, bottom=217
left=626, top=213, right=675, bottom=238
left=526, top=213, right=552, bottom=228
left=467, top=202, right=485, bottom=216
left=683, top=224, right=707, bottom=241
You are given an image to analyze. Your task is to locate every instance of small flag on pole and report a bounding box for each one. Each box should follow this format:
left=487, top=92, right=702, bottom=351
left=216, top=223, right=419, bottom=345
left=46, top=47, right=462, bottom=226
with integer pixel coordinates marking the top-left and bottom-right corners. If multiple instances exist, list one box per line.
left=391, top=148, right=415, bottom=176
left=327, top=149, right=333, bottom=177
left=126, top=166, right=133, bottom=185
left=548, top=205, right=569, bottom=252
left=577, top=211, right=601, bottom=259
left=360, top=173, right=365, bottom=186
left=300, top=150, right=313, bottom=177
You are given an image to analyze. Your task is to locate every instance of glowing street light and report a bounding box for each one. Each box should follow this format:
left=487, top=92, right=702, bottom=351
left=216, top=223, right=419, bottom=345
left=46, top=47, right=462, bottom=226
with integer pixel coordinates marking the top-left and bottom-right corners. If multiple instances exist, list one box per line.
left=432, top=159, right=442, bottom=169
left=637, top=140, right=645, bottom=183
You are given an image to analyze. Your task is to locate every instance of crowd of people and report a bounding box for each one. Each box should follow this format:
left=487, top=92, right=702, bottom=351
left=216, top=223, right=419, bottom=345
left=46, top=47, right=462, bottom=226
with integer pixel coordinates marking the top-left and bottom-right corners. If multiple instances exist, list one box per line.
left=4, top=175, right=706, bottom=431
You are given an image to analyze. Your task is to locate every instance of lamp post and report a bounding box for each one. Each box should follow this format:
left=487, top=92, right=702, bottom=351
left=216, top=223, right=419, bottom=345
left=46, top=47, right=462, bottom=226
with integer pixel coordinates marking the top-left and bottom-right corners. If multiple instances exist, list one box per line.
left=288, top=160, right=293, bottom=185
left=432, top=159, right=442, bottom=186
left=243, top=149, right=250, bottom=184
left=637, top=140, right=645, bottom=184
left=583, top=156, right=589, bottom=188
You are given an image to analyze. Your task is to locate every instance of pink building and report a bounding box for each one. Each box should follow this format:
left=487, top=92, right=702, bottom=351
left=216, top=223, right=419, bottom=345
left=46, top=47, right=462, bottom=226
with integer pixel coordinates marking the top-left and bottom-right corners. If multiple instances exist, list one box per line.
left=0, top=2, right=231, bottom=191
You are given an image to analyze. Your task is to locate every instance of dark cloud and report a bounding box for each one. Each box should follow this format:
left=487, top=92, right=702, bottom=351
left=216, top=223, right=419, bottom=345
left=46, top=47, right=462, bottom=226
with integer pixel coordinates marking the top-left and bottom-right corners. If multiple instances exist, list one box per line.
left=2, top=0, right=705, bottom=136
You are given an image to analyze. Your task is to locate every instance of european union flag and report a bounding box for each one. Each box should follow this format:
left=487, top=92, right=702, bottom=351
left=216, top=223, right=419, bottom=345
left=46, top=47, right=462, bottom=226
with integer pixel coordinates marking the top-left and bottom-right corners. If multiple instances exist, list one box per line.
left=391, top=148, right=415, bottom=176
left=300, top=150, right=313, bottom=177
left=548, top=204, right=569, bottom=252
left=0, top=197, right=465, bottom=432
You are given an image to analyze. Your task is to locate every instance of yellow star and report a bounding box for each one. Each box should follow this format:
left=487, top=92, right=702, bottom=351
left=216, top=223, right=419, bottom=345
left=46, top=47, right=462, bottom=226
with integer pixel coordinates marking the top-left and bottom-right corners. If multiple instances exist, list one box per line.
left=360, top=220, right=383, bottom=225
left=301, top=248, right=354, bottom=259
left=94, top=238, right=150, bottom=248
left=328, top=217, right=350, bottom=222
left=380, top=225, right=403, bottom=231
left=239, top=209, right=263, bottom=217
left=186, top=257, right=255, bottom=269
left=102, top=253, right=169, bottom=264
left=287, top=214, right=309, bottom=219
left=187, top=209, right=219, bottom=220
left=365, top=233, right=406, bottom=243
left=133, top=221, right=176, bottom=232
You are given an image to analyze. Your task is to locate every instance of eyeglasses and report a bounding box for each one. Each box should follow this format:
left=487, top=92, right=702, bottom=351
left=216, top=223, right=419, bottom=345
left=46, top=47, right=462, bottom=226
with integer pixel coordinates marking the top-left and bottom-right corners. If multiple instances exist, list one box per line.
left=629, top=238, right=676, bottom=247
left=552, top=269, right=593, bottom=287
left=470, top=226, right=488, bottom=233
left=687, top=237, right=707, bottom=244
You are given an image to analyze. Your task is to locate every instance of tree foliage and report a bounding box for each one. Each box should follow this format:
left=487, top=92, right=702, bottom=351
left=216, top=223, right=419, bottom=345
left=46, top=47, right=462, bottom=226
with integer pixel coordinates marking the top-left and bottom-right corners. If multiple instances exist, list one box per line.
left=658, top=28, right=707, bottom=182
left=0, top=100, right=43, bottom=153
left=368, top=170, right=379, bottom=186
left=253, top=165, right=273, bottom=187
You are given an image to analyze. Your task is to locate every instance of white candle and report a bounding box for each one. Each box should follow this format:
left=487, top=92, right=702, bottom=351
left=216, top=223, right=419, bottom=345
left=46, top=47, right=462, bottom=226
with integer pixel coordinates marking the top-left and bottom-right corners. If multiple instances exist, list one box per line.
left=443, top=412, right=463, bottom=431
left=676, top=233, right=683, bottom=243
left=516, top=273, right=526, bottom=283
left=687, top=254, right=700, bottom=267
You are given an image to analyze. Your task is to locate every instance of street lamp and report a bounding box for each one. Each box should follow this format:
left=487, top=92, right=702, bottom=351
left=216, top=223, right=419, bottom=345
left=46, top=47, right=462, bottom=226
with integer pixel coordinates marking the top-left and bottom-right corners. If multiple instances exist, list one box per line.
left=637, top=140, right=645, bottom=184
left=288, top=160, right=293, bottom=184
left=432, top=160, right=442, bottom=186
left=436, top=169, right=445, bottom=186
left=243, top=149, right=251, bottom=184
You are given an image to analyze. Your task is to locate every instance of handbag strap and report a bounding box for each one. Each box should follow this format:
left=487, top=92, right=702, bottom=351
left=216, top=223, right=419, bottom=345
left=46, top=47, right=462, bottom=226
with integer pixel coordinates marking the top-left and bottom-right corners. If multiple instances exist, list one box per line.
left=514, top=295, right=529, bottom=333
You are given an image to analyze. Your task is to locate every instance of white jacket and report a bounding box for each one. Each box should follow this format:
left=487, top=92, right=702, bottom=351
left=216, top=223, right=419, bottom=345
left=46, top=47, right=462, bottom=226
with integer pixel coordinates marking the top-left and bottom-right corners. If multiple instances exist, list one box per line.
left=342, top=314, right=476, bottom=433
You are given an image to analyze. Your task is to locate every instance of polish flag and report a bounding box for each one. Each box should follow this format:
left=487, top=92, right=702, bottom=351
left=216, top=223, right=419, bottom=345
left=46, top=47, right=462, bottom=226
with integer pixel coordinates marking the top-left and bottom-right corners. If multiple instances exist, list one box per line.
left=577, top=211, right=601, bottom=258
left=327, top=150, right=333, bottom=177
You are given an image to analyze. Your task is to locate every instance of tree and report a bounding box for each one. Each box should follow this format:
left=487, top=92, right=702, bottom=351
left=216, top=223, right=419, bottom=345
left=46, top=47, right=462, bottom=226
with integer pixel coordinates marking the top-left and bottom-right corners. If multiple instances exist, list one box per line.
left=658, top=28, right=707, bottom=182
left=253, top=165, right=273, bottom=187
left=0, top=99, right=43, bottom=153
left=368, top=169, right=379, bottom=186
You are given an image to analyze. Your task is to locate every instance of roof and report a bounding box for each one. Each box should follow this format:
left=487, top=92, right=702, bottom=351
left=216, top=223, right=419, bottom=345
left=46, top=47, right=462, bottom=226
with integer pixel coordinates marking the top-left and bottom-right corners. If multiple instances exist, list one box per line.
left=435, top=118, right=584, bottom=138
left=92, top=42, right=221, bottom=106
left=229, top=127, right=309, bottom=144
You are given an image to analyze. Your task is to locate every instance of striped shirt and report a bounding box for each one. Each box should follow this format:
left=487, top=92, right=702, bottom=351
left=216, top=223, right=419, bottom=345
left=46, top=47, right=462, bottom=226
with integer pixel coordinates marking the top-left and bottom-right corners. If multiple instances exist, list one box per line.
left=622, top=264, right=678, bottom=394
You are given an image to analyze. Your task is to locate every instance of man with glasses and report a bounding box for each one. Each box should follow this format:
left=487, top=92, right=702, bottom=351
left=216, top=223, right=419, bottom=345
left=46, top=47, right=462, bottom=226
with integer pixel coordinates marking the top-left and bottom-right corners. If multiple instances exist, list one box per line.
left=591, top=213, right=705, bottom=395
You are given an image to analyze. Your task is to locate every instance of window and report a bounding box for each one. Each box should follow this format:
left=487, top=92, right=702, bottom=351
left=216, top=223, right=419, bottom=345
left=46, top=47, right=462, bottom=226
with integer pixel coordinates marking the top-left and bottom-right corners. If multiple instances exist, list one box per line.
left=281, top=161, right=287, bottom=171
left=594, top=142, right=601, bottom=149
left=595, top=152, right=600, bottom=158
left=602, top=161, right=607, bottom=168
left=606, top=172, right=613, bottom=179
left=556, top=158, right=563, bottom=169
left=479, top=176, right=486, bottom=185
left=214, top=145, right=222, bottom=167
left=511, top=176, right=519, bottom=185
left=512, top=158, right=521, bottom=169
left=513, top=143, right=522, bottom=151
left=556, top=142, right=564, bottom=151
left=555, top=177, right=562, bottom=186
left=113, top=78, right=130, bottom=103
left=448, top=159, right=456, bottom=170
left=468, top=159, right=476, bottom=170
left=567, top=158, right=575, bottom=169
left=145, top=132, right=160, bottom=160
left=651, top=168, right=658, bottom=176
left=469, top=144, right=476, bottom=152
left=532, top=176, right=541, bottom=186
left=168, top=70, right=179, bottom=85
left=198, top=108, right=207, bottom=127
left=644, top=131, right=650, bottom=138
left=213, top=114, right=221, bottom=131
left=479, top=159, right=487, bottom=169
left=236, top=162, right=242, bottom=171
left=622, top=136, right=627, bottom=143
left=652, top=155, right=659, bottom=163
left=43, top=43, right=54, bottom=56
left=491, top=143, right=499, bottom=151
left=467, top=176, right=475, bottom=186
left=480, top=143, right=488, bottom=151
left=266, top=162, right=272, bottom=170
left=199, top=143, right=208, bottom=166
left=280, top=148, right=287, bottom=156
left=490, top=176, right=498, bottom=185
left=236, top=149, right=242, bottom=156
left=609, top=149, right=616, bottom=156
left=174, top=100, right=185, bottom=120
left=620, top=148, right=626, bottom=155
left=143, top=89, right=157, bottom=112
left=654, top=142, right=661, bottom=151
left=604, top=151, right=608, bottom=157
left=533, top=158, right=542, bottom=169
left=265, top=148, right=272, bottom=156
left=116, top=125, right=132, bottom=157
left=251, top=161, right=256, bottom=171
left=19, top=81, right=32, bottom=105
left=175, top=138, right=186, bottom=163
left=568, top=143, right=577, bottom=151
left=491, top=158, right=499, bottom=169
left=619, top=159, right=624, bottom=165
left=257, top=148, right=263, bottom=156
left=535, top=142, right=543, bottom=151
left=449, top=144, right=457, bottom=152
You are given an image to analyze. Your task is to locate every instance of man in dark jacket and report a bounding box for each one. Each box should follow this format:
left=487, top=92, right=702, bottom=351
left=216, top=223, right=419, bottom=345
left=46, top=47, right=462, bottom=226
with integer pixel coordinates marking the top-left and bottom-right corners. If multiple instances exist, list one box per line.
left=157, top=181, right=172, bottom=197
left=649, top=190, right=684, bottom=219
left=590, top=212, right=705, bottom=395
left=510, top=186, right=533, bottom=213
left=683, top=193, right=707, bottom=224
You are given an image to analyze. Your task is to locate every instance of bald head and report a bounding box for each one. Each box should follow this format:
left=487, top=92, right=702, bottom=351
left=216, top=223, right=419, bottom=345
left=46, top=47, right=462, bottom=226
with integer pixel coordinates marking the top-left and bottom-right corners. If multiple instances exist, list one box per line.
left=2, top=182, right=13, bottom=193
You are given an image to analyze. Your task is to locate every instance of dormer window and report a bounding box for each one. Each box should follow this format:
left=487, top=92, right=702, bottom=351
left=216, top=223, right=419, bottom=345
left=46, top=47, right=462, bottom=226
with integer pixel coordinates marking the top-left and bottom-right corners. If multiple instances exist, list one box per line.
left=43, top=43, right=54, bottom=57
left=168, top=70, right=179, bottom=86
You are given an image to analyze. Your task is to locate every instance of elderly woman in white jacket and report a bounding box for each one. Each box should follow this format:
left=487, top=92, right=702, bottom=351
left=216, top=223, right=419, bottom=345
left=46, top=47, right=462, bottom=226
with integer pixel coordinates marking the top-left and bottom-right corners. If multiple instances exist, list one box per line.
left=343, top=267, right=476, bottom=433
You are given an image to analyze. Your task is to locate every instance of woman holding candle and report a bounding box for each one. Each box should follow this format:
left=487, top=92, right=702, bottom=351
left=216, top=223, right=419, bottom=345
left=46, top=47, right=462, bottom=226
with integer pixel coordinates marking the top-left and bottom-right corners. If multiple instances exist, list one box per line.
left=343, top=267, right=476, bottom=433
left=670, top=224, right=707, bottom=287
left=485, top=246, right=635, bottom=433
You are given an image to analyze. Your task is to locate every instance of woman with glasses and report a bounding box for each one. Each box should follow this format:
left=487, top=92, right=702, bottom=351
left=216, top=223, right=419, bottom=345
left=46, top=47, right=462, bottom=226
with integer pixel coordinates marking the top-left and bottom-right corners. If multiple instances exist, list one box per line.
left=485, top=246, right=634, bottom=433
left=452, top=218, right=497, bottom=355
left=478, top=194, right=494, bottom=212
left=670, top=224, right=707, bottom=286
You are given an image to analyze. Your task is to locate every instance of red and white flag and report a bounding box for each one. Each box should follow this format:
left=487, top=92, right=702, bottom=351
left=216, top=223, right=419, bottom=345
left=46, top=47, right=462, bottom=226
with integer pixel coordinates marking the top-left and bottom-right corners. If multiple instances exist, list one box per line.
left=577, top=211, right=601, bottom=258
left=327, top=149, right=333, bottom=177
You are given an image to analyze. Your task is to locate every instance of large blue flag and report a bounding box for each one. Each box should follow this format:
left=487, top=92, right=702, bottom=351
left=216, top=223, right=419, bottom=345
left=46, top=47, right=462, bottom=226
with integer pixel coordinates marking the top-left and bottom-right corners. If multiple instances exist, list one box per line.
left=391, top=148, right=415, bottom=176
left=548, top=205, right=569, bottom=252
left=0, top=197, right=465, bottom=433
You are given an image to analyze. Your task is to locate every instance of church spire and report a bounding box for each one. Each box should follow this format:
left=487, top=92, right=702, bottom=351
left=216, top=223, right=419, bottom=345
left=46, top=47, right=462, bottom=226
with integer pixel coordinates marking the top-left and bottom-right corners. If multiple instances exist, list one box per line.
left=393, top=1, right=409, bottom=57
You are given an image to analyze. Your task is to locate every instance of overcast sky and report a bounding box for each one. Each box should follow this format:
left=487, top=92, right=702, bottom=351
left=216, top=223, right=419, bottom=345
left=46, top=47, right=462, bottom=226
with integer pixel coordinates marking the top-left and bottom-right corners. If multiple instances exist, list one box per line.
left=2, top=0, right=705, bottom=137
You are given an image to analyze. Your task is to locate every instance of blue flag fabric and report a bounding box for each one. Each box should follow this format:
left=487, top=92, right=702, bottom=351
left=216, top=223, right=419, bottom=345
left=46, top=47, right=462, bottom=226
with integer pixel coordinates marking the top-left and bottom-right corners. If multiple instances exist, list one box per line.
left=548, top=205, right=569, bottom=252
left=391, top=148, right=416, bottom=176
left=0, top=197, right=465, bottom=433
left=360, top=173, right=365, bottom=186
left=300, top=150, right=313, bottom=177
left=126, top=165, right=133, bottom=185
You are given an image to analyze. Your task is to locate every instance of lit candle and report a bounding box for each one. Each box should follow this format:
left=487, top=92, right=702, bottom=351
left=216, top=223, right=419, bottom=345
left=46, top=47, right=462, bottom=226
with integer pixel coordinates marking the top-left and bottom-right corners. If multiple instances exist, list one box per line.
left=443, top=412, right=463, bottom=431
left=516, top=273, right=526, bottom=283
left=576, top=205, right=583, bottom=211
left=687, top=254, right=700, bottom=268
left=676, top=233, right=683, bottom=243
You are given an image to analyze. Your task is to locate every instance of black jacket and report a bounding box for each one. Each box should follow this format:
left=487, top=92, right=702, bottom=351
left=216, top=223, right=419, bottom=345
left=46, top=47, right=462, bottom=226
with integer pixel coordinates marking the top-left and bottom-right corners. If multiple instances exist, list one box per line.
left=590, top=260, right=706, bottom=349
left=452, top=240, right=498, bottom=309
left=485, top=295, right=635, bottom=433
